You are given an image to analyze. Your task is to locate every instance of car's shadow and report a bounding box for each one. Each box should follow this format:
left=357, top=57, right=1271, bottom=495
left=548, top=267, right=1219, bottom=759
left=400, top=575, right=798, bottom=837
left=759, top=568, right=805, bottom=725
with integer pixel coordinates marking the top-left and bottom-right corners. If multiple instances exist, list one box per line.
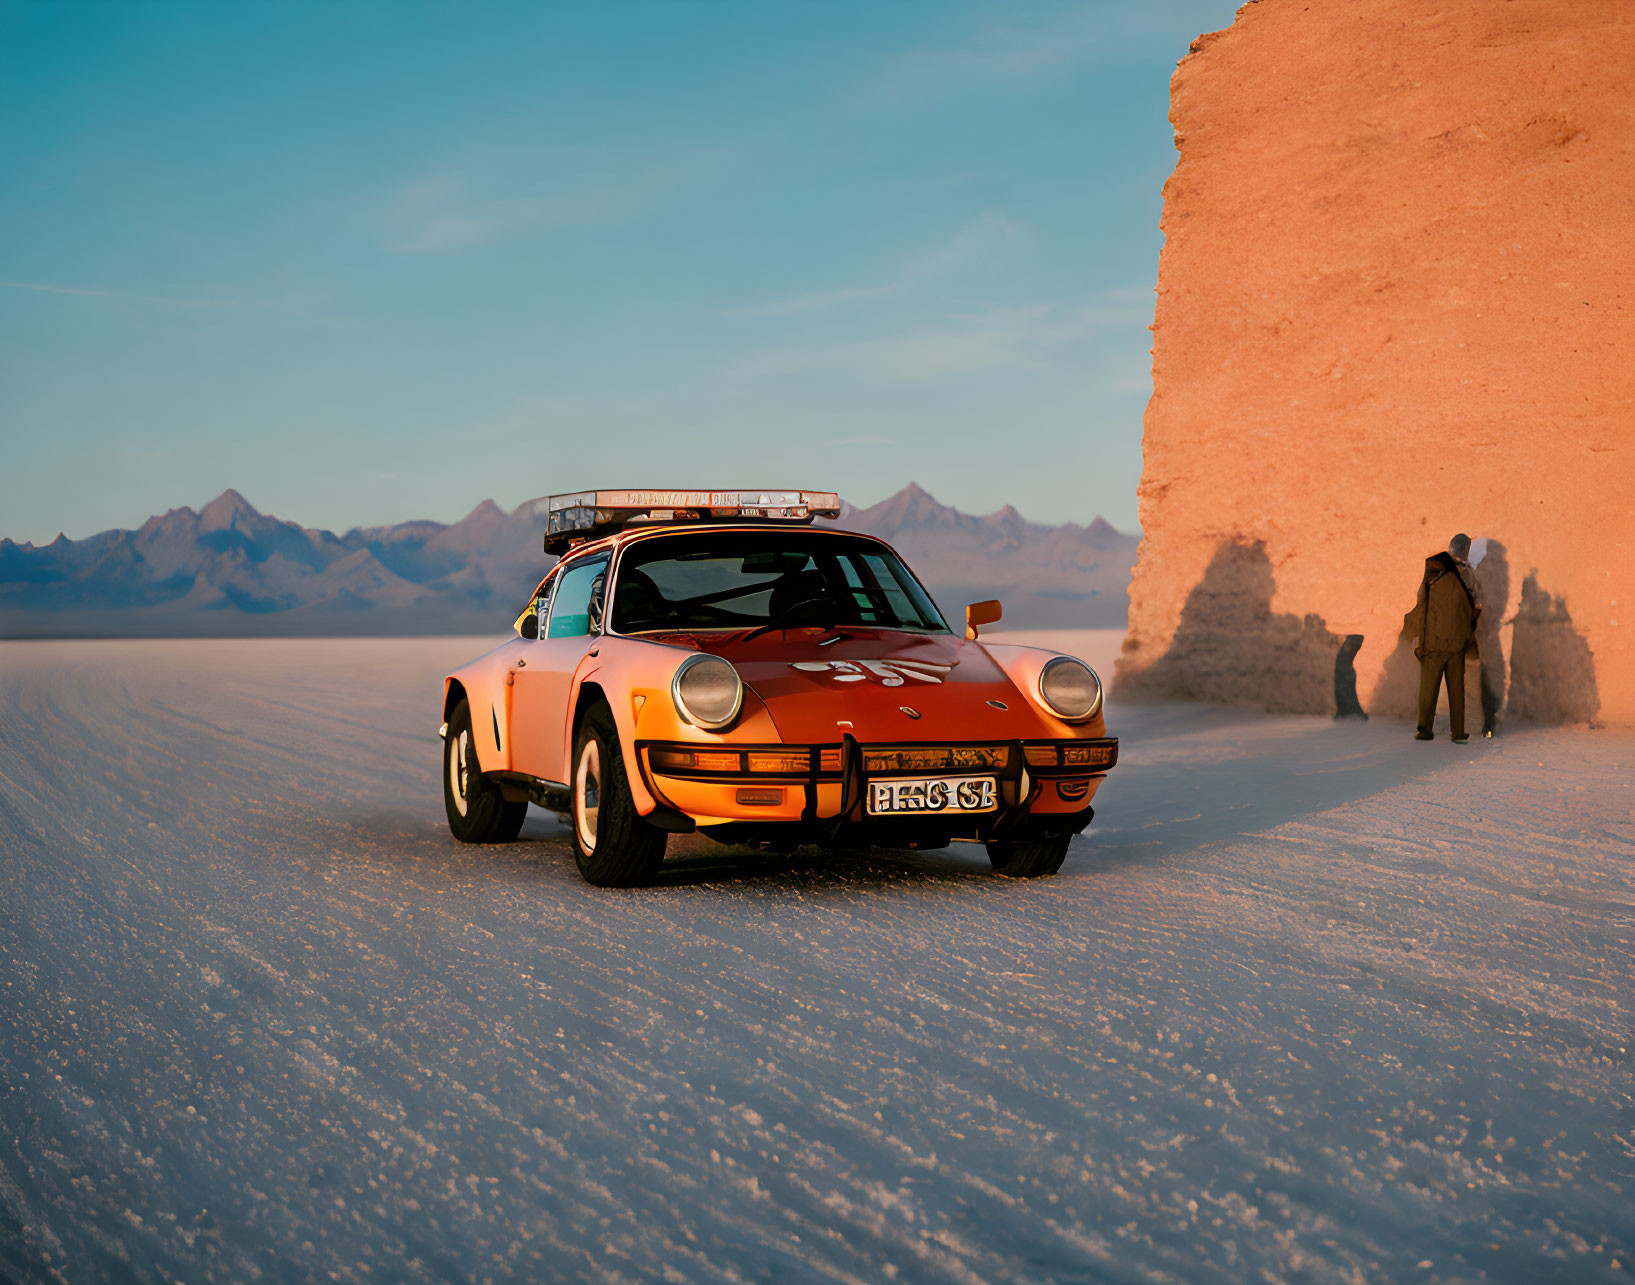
left=508, top=820, right=1007, bottom=889
left=495, top=806, right=1018, bottom=889
left=650, top=840, right=1000, bottom=888
left=319, top=808, right=1019, bottom=893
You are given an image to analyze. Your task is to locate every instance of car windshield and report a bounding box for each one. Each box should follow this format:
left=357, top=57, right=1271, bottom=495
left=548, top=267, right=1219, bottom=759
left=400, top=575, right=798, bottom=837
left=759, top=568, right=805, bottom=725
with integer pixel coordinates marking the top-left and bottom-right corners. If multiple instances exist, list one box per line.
left=610, top=531, right=949, bottom=635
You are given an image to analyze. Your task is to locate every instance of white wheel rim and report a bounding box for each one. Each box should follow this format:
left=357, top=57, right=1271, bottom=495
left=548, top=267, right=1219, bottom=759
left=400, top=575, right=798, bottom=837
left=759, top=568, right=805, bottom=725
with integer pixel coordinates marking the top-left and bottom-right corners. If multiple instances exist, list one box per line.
left=449, top=728, right=470, bottom=817
left=575, top=737, right=601, bottom=852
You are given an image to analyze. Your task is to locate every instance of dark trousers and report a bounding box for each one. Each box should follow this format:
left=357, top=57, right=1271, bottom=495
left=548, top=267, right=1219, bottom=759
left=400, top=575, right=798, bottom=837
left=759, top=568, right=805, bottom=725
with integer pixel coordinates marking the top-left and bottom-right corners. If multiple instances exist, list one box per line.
left=1417, top=650, right=1466, bottom=738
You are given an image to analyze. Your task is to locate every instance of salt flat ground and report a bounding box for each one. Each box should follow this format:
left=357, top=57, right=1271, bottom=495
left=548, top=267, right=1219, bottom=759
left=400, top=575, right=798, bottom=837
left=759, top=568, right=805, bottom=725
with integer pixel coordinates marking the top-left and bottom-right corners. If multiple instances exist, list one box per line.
left=0, top=635, right=1630, bottom=1284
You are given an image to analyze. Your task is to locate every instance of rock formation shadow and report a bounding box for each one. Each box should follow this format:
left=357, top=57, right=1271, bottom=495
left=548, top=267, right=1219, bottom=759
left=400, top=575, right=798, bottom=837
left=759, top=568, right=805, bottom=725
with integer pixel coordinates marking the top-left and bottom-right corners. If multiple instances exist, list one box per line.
left=1120, top=539, right=1342, bottom=714
left=1507, top=571, right=1600, bottom=724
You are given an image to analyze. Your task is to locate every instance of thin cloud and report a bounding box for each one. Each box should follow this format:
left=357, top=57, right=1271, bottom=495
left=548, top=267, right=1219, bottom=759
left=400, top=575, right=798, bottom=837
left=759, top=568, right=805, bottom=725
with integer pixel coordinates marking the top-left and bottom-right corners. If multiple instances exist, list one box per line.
left=0, top=279, right=269, bottom=309
left=857, top=4, right=1229, bottom=104
left=821, top=435, right=894, bottom=448
left=733, top=213, right=1020, bottom=317
left=737, top=289, right=1150, bottom=383
left=386, top=148, right=726, bottom=253
left=894, top=14, right=1106, bottom=88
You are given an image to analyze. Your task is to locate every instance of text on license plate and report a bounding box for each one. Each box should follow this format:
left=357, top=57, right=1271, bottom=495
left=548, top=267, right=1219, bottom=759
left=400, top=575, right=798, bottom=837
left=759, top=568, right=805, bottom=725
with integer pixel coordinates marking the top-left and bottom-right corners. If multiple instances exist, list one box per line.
left=867, top=774, right=998, bottom=815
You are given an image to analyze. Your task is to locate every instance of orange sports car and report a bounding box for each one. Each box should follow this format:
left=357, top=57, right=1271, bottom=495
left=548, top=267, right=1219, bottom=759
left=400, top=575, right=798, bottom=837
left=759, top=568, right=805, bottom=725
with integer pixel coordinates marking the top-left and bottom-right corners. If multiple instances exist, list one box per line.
left=439, top=490, right=1117, bottom=886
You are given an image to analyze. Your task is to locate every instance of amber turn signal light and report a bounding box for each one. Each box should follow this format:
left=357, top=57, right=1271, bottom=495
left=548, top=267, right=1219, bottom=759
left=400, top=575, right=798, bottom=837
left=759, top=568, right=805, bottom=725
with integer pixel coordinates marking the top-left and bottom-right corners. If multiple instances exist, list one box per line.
left=1023, top=742, right=1115, bottom=769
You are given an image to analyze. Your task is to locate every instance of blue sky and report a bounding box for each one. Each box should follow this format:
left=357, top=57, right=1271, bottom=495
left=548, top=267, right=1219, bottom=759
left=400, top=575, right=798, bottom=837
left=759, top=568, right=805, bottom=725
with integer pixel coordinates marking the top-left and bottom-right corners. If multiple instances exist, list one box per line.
left=0, top=0, right=1239, bottom=545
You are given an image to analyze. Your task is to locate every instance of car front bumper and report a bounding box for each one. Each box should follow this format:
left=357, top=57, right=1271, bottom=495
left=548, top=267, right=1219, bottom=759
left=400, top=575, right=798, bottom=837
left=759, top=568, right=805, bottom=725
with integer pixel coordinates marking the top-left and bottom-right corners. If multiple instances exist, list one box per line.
left=635, top=736, right=1118, bottom=841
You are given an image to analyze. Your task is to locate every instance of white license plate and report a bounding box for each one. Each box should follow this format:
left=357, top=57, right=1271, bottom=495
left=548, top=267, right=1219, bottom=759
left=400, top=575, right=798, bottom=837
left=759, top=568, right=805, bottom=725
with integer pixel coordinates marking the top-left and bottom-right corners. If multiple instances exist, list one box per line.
left=867, top=774, right=998, bottom=816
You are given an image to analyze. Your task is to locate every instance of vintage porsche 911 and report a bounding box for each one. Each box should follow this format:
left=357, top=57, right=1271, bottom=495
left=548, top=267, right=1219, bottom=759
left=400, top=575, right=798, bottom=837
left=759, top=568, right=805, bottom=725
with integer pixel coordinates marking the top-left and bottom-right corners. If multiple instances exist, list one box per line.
left=440, top=490, right=1117, bottom=886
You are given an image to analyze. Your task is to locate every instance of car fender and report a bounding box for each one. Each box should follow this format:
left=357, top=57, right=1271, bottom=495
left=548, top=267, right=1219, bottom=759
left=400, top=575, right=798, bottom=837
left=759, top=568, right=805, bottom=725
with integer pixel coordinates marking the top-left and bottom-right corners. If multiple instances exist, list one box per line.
left=443, top=637, right=526, bottom=774
left=567, top=636, right=783, bottom=816
left=977, top=642, right=1109, bottom=740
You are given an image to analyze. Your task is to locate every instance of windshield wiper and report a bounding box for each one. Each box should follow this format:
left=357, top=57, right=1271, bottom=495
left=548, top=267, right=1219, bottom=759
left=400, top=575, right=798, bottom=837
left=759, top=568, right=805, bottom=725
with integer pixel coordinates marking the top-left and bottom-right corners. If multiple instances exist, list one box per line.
left=743, top=615, right=841, bottom=643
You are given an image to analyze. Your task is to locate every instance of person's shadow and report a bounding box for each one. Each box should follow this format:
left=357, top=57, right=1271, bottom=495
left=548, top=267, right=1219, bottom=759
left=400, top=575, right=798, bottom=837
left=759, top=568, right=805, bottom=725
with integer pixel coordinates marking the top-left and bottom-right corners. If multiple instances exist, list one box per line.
left=1474, top=540, right=1511, bottom=732
left=1333, top=634, right=1368, bottom=719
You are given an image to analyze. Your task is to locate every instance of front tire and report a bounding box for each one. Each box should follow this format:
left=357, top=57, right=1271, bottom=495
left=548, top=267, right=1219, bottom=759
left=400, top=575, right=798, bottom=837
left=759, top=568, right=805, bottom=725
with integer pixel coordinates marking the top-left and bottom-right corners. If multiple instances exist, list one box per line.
left=571, top=702, right=667, bottom=887
left=985, top=835, right=1070, bottom=878
left=443, top=698, right=527, bottom=844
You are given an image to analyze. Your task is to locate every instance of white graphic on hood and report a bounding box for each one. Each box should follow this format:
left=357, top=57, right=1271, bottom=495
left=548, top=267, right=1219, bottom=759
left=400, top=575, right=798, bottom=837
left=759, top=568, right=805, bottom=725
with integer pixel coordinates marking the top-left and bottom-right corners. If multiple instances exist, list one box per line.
left=790, top=659, right=955, bottom=688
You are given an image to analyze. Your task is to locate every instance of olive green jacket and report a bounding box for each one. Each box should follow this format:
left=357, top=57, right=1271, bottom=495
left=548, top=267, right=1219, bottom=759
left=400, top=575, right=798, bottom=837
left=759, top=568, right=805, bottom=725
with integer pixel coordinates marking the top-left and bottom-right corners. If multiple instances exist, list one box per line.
left=1409, top=552, right=1482, bottom=658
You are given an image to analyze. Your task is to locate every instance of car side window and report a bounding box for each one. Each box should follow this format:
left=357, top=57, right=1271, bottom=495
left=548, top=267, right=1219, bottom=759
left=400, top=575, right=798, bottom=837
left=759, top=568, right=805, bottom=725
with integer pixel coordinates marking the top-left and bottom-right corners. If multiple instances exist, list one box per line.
left=521, top=572, right=554, bottom=635
left=547, top=555, right=609, bottom=638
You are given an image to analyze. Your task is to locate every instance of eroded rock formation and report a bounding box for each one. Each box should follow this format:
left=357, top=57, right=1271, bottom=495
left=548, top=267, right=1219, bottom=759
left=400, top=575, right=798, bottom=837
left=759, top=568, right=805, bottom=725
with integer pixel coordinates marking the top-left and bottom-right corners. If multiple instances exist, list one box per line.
left=1118, top=0, right=1634, bottom=723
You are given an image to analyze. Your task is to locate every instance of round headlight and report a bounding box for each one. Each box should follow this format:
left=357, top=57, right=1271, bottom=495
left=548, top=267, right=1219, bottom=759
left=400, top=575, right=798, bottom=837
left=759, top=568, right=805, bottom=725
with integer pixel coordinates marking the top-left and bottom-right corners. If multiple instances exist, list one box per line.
left=1037, top=656, right=1102, bottom=722
left=672, top=654, right=743, bottom=730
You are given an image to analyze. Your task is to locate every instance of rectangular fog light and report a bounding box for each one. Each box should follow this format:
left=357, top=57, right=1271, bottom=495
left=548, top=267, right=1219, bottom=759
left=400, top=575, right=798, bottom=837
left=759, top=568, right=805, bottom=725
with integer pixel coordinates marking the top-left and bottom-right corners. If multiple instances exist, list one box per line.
left=736, top=787, right=784, bottom=806
left=747, top=752, right=808, bottom=773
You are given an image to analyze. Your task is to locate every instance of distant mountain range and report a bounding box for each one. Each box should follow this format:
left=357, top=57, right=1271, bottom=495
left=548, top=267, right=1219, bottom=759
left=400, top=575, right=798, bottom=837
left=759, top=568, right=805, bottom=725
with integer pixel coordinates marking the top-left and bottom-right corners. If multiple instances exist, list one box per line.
left=0, top=484, right=1138, bottom=637
left=830, top=484, right=1138, bottom=630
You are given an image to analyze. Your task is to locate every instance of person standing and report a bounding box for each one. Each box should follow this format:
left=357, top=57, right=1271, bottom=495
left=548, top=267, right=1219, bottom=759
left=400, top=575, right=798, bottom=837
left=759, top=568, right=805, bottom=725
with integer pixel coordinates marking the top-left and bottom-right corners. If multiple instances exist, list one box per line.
left=1408, top=535, right=1483, bottom=743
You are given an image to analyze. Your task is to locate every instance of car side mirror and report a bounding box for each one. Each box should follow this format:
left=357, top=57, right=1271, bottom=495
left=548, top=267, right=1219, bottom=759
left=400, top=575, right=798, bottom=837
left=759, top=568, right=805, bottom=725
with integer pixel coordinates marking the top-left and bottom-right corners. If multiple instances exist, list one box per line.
left=519, top=612, right=540, bottom=640
left=965, top=599, right=1002, bottom=640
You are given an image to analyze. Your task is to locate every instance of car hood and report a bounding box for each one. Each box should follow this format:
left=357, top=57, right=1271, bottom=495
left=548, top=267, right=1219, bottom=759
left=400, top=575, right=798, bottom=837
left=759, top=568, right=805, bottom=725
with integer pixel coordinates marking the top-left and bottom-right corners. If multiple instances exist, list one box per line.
left=646, top=628, right=1057, bottom=744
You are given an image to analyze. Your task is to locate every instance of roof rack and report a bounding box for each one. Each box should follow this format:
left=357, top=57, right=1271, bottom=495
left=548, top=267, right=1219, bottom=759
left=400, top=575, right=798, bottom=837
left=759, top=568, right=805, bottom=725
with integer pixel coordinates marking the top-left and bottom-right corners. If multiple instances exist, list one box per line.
left=544, top=489, right=842, bottom=554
